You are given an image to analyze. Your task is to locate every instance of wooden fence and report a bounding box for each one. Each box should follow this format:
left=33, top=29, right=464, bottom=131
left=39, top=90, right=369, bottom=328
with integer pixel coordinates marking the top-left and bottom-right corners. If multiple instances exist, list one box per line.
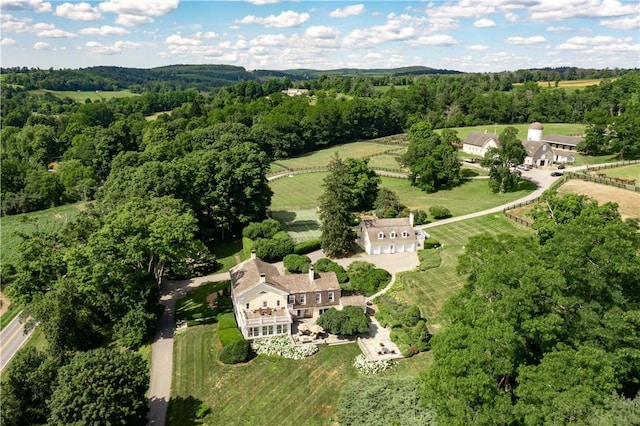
left=565, top=171, right=639, bottom=192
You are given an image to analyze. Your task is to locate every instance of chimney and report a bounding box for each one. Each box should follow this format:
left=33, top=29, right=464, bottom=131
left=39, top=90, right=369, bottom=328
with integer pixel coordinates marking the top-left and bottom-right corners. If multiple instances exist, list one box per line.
left=251, top=249, right=256, bottom=260
left=259, top=273, right=266, bottom=283
left=409, top=212, right=414, bottom=227
left=308, top=266, right=315, bottom=282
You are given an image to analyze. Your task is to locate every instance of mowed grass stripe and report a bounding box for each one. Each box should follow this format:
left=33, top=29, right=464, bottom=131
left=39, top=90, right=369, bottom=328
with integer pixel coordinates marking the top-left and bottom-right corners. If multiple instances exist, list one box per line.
left=275, top=142, right=398, bottom=169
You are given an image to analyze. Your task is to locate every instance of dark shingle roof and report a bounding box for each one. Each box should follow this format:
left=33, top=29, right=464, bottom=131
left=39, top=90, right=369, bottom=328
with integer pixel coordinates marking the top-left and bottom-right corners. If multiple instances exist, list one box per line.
left=463, top=132, right=499, bottom=147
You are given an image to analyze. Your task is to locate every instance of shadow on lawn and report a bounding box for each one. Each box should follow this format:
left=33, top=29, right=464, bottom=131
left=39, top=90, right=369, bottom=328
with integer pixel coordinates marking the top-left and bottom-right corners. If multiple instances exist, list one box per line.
left=166, top=396, right=210, bottom=426
left=287, top=220, right=320, bottom=231
left=271, top=210, right=297, bottom=223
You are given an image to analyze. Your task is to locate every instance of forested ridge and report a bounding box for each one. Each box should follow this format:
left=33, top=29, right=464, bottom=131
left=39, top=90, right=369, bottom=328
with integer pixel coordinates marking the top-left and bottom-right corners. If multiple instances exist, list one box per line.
left=1, top=65, right=639, bottom=424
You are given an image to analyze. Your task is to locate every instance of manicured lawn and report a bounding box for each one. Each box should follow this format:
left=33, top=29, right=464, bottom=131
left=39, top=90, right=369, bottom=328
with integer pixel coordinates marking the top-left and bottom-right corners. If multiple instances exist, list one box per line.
left=379, top=177, right=536, bottom=218
left=436, top=123, right=586, bottom=141
left=269, top=173, right=326, bottom=210
left=393, top=215, right=533, bottom=327
left=0, top=203, right=84, bottom=266
left=367, top=153, right=404, bottom=170
left=175, top=281, right=231, bottom=322
left=275, top=142, right=397, bottom=169
left=168, top=325, right=362, bottom=425
left=271, top=209, right=321, bottom=243
left=209, top=239, right=244, bottom=271
left=571, top=153, right=620, bottom=167
left=29, top=89, right=138, bottom=102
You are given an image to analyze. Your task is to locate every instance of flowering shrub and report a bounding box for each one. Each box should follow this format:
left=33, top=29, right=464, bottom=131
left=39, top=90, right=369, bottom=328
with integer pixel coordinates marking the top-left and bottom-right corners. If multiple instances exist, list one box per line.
left=253, top=335, right=318, bottom=360
left=353, top=354, right=396, bottom=375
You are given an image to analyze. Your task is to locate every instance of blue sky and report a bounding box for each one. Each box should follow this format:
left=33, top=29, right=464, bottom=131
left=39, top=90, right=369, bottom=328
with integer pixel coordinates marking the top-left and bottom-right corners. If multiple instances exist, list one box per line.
left=1, top=0, right=638, bottom=71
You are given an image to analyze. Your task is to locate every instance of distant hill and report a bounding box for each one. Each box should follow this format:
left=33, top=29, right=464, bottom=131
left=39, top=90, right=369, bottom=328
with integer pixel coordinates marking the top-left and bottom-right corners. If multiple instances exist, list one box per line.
left=278, top=66, right=461, bottom=79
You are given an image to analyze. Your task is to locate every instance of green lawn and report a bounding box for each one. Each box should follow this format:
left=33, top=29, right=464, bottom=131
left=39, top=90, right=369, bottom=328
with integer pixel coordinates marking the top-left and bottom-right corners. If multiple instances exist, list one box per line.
left=379, top=177, right=535, bottom=218
left=596, top=164, right=640, bottom=180
left=436, top=123, right=586, bottom=140
left=175, top=281, right=231, bottom=322
left=269, top=173, right=326, bottom=210
left=209, top=239, right=244, bottom=271
left=168, top=325, right=362, bottom=425
left=367, top=153, right=404, bottom=170
left=274, top=142, right=397, bottom=169
left=394, top=215, right=533, bottom=327
left=271, top=209, right=322, bottom=243
left=571, top=153, right=620, bottom=167
left=0, top=203, right=84, bottom=266
left=29, top=89, right=138, bottom=102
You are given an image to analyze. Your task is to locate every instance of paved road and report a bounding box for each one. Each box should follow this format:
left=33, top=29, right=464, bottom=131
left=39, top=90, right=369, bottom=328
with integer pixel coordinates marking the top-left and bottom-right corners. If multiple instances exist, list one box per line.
left=0, top=313, right=29, bottom=372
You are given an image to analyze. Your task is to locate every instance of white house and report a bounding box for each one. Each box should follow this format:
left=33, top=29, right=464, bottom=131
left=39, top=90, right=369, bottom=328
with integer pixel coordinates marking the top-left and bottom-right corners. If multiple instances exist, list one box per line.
left=522, top=139, right=555, bottom=167
left=357, top=215, right=425, bottom=255
left=229, top=252, right=342, bottom=340
left=462, top=132, right=499, bottom=157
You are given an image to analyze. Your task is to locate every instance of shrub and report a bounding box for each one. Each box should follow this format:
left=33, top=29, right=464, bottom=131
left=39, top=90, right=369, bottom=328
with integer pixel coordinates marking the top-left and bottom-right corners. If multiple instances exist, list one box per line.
left=219, top=339, right=251, bottom=364
left=242, top=218, right=282, bottom=240
left=113, top=308, right=157, bottom=350
left=283, top=254, right=311, bottom=273
left=314, top=258, right=348, bottom=283
left=423, top=239, right=441, bottom=249
left=254, top=234, right=295, bottom=262
left=347, top=261, right=391, bottom=296
left=429, top=205, right=451, bottom=219
left=253, top=335, right=318, bottom=359
left=412, top=209, right=428, bottom=225
left=353, top=354, right=396, bottom=375
left=317, top=306, right=370, bottom=336
left=293, top=238, right=321, bottom=255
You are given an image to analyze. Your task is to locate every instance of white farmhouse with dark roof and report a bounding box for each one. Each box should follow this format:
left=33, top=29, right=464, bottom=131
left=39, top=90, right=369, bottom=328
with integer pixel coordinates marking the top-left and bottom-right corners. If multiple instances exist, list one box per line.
left=229, top=252, right=344, bottom=340
left=357, top=215, right=425, bottom=255
left=462, top=132, right=499, bottom=157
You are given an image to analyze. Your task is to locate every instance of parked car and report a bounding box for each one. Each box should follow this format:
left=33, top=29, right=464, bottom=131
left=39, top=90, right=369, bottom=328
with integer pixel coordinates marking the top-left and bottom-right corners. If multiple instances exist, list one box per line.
left=557, top=164, right=566, bottom=169
left=551, top=171, right=564, bottom=177
left=517, top=164, right=532, bottom=171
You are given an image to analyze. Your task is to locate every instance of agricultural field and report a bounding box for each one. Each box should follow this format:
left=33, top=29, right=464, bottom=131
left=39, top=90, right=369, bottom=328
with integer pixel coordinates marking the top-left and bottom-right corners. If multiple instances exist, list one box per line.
left=271, top=209, right=321, bottom=243
left=512, top=79, right=611, bottom=90
left=393, top=214, right=533, bottom=329
left=0, top=203, right=84, bottom=266
left=28, top=89, right=138, bottom=102
left=594, top=163, right=640, bottom=181
left=557, top=180, right=640, bottom=220
left=145, top=111, right=172, bottom=121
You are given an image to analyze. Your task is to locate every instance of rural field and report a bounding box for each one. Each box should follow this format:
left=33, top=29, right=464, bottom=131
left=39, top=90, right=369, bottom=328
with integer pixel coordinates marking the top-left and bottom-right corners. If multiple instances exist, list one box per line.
left=437, top=122, right=586, bottom=141
left=557, top=180, right=640, bottom=220
left=269, top=172, right=535, bottom=219
left=28, top=89, right=138, bottom=102
left=273, top=141, right=399, bottom=170
left=393, top=214, right=533, bottom=329
left=593, top=163, right=640, bottom=180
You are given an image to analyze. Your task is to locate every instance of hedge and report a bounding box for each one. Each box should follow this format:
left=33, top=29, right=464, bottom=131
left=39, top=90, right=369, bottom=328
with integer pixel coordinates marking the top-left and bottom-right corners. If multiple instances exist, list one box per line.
left=219, top=339, right=252, bottom=364
left=294, top=239, right=321, bottom=255
left=423, top=239, right=441, bottom=249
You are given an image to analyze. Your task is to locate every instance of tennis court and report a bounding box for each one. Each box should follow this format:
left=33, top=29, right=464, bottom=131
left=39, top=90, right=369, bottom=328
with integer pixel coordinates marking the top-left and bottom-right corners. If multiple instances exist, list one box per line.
left=270, top=209, right=322, bottom=243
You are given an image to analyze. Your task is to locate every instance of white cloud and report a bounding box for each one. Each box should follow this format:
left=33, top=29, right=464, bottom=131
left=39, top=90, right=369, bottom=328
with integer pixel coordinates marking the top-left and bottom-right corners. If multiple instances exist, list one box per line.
left=305, top=25, right=339, bottom=40
left=427, top=17, right=459, bottom=32
left=528, top=0, right=639, bottom=22
left=249, top=34, right=288, bottom=47
left=410, top=34, right=458, bottom=46
left=79, top=25, right=130, bottom=36
left=1, top=37, right=17, bottom=45
left=33, top=41, right=48, bottom=49
left=165, top=34, right=201, bottom=46
left=55, top=2, right=102, bottom=21
left=504, top=12, right=519, bottom=22
left=366, top=52, right=383, bottom=59
left=474, top=18, right=496, bottom=28
left=426, top=1, right=495, bottom=19
left=1, top=14, right=32, bottom=32
left=599, top=15, right=640, bottom=30
left=557, top=35, right=635, bottom=50
left=329, top=4, right=365, bottom=18
left=98, top=0, right=178, bottom=26
left=342, top=13, right=427, bottom=48
left=85, top=39, right=140, bottom=55
left=236, top=10, right=310, bottom=28
left=0, top=0, right=51, bottom=12
left=546, top=26, right=572, bottom=32
left=245, top=0, right=282, bottom=4
left=201, top=31, right=218, bottom=39
left=467, top=44, right=489, bottom=50
left=506, top=35, right=546, bottom=44
left=36, top=25, right=77, bottom=38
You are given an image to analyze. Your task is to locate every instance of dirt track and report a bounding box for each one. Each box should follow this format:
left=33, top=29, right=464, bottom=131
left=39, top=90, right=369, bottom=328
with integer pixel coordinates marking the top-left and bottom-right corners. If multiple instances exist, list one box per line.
left=557, top=180, right=640, bottom=219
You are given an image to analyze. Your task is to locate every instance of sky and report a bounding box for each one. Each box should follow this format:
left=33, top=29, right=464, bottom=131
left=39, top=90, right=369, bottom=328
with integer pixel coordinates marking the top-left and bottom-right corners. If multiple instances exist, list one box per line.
left=1, top=0, right=639, bottom=72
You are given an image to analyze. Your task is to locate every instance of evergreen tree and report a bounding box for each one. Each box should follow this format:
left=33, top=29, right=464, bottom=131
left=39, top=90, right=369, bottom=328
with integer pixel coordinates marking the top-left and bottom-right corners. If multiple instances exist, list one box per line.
left=319, top=154, right=354, bottom=257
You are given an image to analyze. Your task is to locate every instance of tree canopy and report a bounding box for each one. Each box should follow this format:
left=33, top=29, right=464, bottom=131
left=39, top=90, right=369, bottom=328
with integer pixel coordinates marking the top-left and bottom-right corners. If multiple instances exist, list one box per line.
left=319, top=154, right=355, bottom=257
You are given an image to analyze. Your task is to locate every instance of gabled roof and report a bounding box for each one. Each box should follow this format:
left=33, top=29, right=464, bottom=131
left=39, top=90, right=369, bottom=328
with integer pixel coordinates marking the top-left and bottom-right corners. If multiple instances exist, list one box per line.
left=462, top=132, right=499, bottom=148
left=541, top=134, right=582, bottom=146
left=230, top=258, right=340, bottom=297
left=361, top=217, right=416, bottom=244
left=521, top=139, right=551, bottom=156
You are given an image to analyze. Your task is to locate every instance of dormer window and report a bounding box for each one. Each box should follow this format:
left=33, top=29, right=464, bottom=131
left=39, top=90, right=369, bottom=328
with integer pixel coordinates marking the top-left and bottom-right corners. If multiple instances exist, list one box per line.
left=402, top=231, right=409, bottom=238
left=390, top=231, right=397, bottom=238
left=378, top=232, right=384, bottom=239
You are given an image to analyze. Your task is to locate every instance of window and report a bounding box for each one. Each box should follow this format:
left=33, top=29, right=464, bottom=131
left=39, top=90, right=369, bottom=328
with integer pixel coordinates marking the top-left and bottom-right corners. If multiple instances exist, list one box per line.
left=402, top=231, right=409, bottom=238
left=328, top=292, right=334, bottom=302
left=276, top=300, right=280, bottom=307
left=378, top=232, right=384, bottom=239
left=288, top=295, right=295, bottom=304
left=252, top=327, right=260, bottom=337
left=248, top=327, right=253, bottom=337
left=245, top=303, right=250, bottom=309
left=262, top=300, right=268, bottom=308
left=390, top=231, right=397, bottom=238
left=267, top=325, right=274, bottom=335
left=315, top=292, right=321, bottom=303
left=299, top=294, right=306, bottom=305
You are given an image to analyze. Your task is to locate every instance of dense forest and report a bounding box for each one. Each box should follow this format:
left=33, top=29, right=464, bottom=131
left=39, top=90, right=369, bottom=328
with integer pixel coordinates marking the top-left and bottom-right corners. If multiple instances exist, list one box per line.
left=1, top=65, right=639, bottom=424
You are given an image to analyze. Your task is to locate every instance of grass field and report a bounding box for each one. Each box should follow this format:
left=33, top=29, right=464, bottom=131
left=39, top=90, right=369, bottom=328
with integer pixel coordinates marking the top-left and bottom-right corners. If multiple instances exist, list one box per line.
left=209, top=239, right=244, bottom=271
left=393, top=215, right=533, bottom=328
left=557, top=180, right=640, bottom=220
left=0, top=203, right=84, bottom=266
left=512, top=79, right=609, bottom=90
left=29, top=89, right=138, bottom=102
left=436, top=123, right=586, bottom=141
left=175, top=281, right=231, bottom=322
left=270, top=173, right=326, bottom=210
left=596, top=164, right=640, bottom=180
left=271, top=209, right=322, bottom=243
left=274, top=142, right=396, bottom=169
